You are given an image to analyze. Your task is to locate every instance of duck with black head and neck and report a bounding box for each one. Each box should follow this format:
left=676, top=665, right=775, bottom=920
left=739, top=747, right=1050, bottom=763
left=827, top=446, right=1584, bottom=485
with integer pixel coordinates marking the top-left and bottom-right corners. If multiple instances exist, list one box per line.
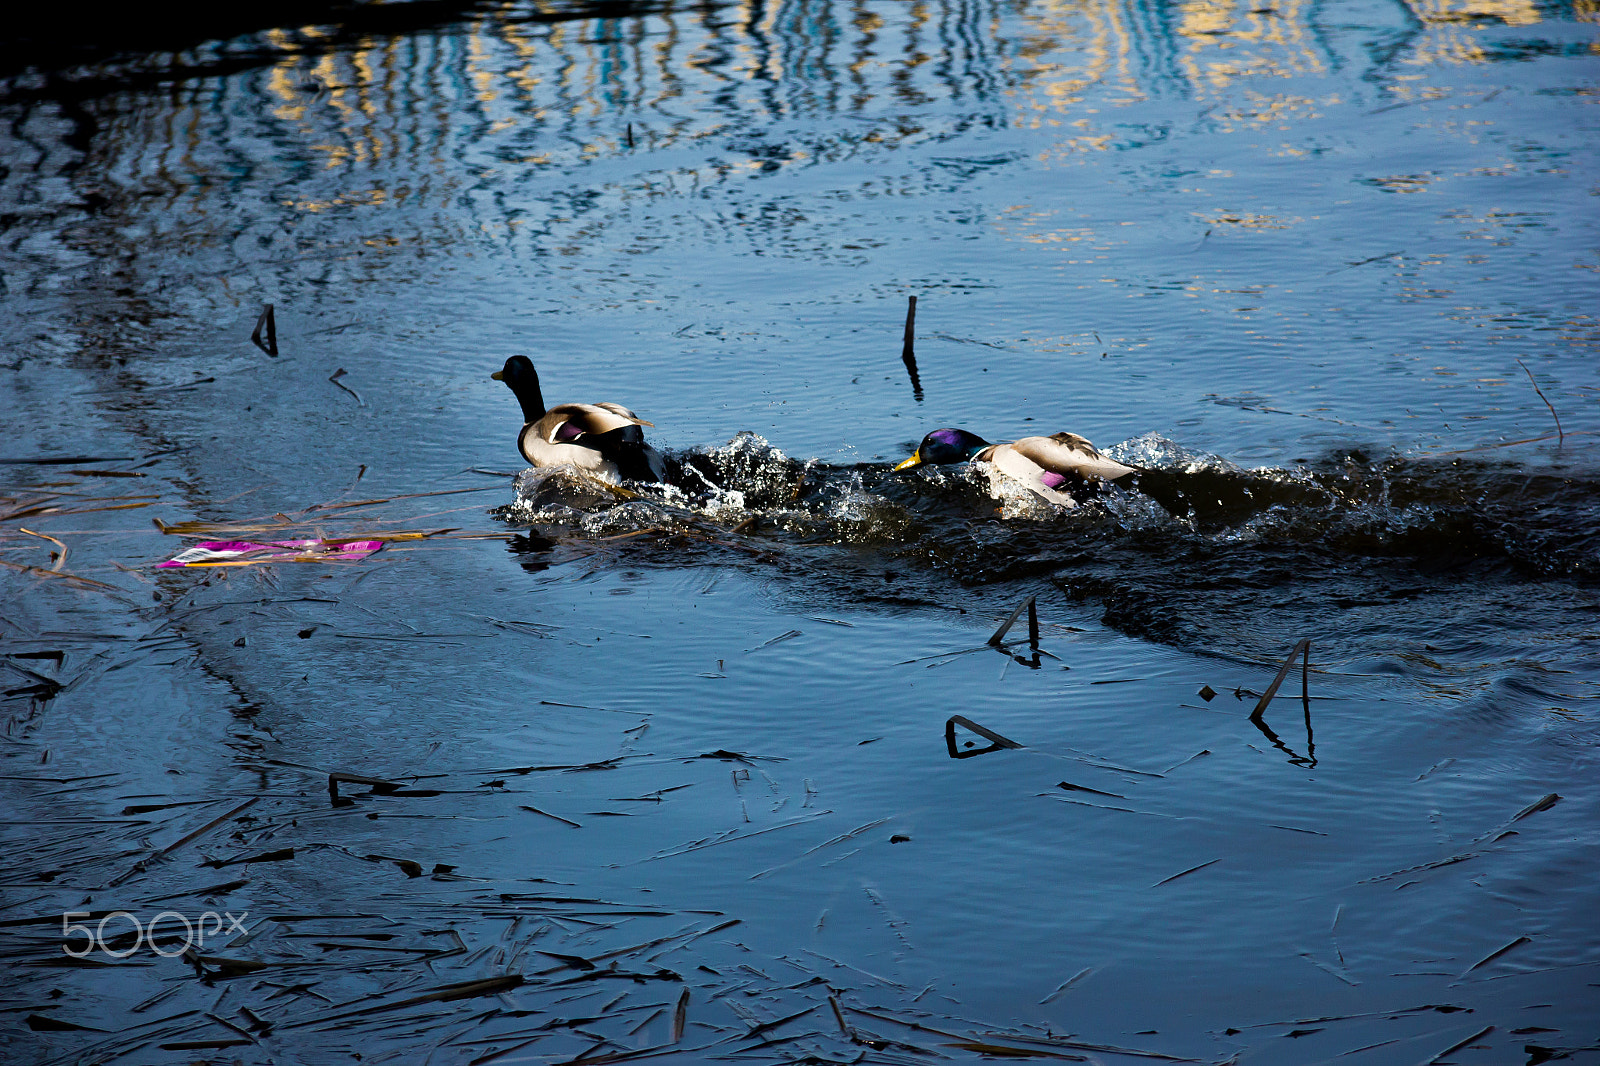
left=491, top=356, right=666, bottom=484
left=895, top=427, right=1135, bottom=508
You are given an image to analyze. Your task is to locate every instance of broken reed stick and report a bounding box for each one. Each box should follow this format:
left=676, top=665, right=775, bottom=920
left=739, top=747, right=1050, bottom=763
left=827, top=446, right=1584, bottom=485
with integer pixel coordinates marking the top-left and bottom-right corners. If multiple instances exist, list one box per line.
left=521, top=804, right=582, bottom=829
left=328, top=368, right=364, bottom=406
left=0, top=557, right=121, bottom=592
left=988, top=595, right=1037, bottom=646
left=671, top=988, right=688, bottom=1042
left=109, top=797, right=259, bottom=888
left=1423, top=1025, right=1494, bottom=1066
left=1516, top=358, right=1563, bottom=444
left=901, top=295, right=922, bottom=399
left=328, top=772, right=402, bottom=803
left=17, top=526, right=66, bottom=570
left=1151, top=858, right=1220, bottom=888
left=1512, top=793, right=1560, bottom=821
left=1250, top=639, right=1310, bottom=722
left=902, top=295, right=916, bottom=363
left=250, top=304, right=277, bottom=356
left=1461, top=935, right=1529, bottom=976
left=282, top=974, right=525, bottom=1028
left=945, top=714, right=1023, bottom=751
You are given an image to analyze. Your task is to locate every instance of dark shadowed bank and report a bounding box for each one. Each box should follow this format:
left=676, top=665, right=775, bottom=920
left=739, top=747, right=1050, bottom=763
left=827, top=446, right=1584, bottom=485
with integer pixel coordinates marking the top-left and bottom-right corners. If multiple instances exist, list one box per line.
left=2, top=1, right=1598, bottom=1064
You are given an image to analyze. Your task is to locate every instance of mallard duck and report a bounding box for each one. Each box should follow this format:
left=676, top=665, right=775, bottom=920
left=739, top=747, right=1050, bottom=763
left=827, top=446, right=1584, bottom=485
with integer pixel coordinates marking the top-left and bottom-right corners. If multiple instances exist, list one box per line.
left=894, top=428, right=1134, bottom=507
left=491, top=356, right=666, bottom=483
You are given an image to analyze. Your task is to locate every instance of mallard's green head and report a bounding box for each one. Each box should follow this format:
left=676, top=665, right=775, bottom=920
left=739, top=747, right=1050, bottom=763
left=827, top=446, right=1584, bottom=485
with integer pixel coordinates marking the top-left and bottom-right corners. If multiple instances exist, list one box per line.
left=491, top=356, right=546, bottom=423
left=895, top=428, right=991, bottom=470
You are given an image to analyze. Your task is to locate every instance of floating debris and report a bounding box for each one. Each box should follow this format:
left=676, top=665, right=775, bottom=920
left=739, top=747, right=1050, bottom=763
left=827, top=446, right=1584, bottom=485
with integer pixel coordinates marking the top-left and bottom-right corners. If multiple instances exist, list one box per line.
left=1151, top=858, right=1221, bottom=888
left=1057, top=781, right=1124, bottom=799
left=672, top=988, right=689, bottom=1042
left=0, top=454, right=135, bottom=465
left=1512, top=793, right=1560, bottom=821
left=202, top=846, right=295, bottom=869
left=944, top=1039, right=1080, bottom=1059
left=945, top=714, right=1023, bottom=759
left=1460, top=935, right=1531, bottom=977
left=1039, top=966, right=1094, bottom=1005
left=328, top=368, right=364, bottom=406
left=1422, top=1024, right=1495, bottom=1065
left=158, top=539, right=385, bottom=568
left=328, top=772, right=402, bottom=804
left=747, top=629, right=802, bottom=652
left=0, top=558, right=123, bottom=592
left=111, top=797, right=259, bottom=887
left=521, top=804, right=583, bottom=829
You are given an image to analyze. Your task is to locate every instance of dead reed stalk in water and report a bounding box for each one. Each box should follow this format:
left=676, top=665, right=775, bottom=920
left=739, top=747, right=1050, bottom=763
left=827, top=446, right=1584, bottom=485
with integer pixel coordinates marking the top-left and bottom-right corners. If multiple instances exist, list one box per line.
left=1250, top=638, right=1310, bottom=722
left=251, top=304, right=277, bottom=356
left=1516, top=358, right=1563, bottom=444
left=988, top=595, right=1037, bottom=646
left=901, top=295, right=922, bottom=398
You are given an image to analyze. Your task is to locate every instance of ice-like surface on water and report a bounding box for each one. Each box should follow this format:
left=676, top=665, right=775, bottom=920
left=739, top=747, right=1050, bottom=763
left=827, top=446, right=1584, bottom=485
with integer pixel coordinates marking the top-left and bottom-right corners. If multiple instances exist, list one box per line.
left=3, top=1, right=1597, bottom=1062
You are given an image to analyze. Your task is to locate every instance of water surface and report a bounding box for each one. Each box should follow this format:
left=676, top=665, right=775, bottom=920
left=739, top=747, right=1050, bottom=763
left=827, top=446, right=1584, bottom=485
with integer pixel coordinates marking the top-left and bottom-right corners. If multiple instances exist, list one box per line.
left=2, top=1, right=1597, bottom=1062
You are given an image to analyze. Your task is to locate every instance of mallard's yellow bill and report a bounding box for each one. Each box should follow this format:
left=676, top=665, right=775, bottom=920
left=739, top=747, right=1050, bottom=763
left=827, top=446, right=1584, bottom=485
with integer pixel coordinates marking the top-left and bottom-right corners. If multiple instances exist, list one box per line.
left=894, top=453, right=923, bottom=471
left=489, top=370, right=504, bottom=381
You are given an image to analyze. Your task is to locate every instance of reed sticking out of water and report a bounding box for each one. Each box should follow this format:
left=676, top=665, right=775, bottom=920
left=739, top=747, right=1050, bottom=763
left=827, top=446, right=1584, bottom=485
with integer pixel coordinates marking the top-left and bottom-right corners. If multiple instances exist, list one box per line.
left=1248, top=639, right=1317, bottom=766
left=251, top=304, right=277, bottom=356
left=1516, top=358, right=1563, bottom=444
left=328, top=368, right=364, bottom=406
left=672, top=988, right=688, bottom=1042
left=1249, top=638, right=1310, bottom=722
left=900, top=295, right=922, bottom=400
left=945, top=714, right=1023, bottom=759
left=988, top=595, right=1037, bottom=647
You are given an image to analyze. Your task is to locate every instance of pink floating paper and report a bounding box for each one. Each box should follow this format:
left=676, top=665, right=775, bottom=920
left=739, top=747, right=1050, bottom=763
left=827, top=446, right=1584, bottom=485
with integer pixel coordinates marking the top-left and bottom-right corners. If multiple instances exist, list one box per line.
left=158, top=539, right=384, bottom=568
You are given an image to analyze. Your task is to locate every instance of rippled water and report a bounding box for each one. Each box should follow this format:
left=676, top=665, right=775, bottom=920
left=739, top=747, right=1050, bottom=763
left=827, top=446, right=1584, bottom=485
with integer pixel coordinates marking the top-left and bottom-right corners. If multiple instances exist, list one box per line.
left=2, top=1, right=1598, bottom=1063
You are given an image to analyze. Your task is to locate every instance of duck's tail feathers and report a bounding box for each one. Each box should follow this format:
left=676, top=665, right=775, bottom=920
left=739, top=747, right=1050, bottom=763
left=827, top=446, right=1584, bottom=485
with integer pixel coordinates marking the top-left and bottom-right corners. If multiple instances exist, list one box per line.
left=586, top=426, right=665, bottom=483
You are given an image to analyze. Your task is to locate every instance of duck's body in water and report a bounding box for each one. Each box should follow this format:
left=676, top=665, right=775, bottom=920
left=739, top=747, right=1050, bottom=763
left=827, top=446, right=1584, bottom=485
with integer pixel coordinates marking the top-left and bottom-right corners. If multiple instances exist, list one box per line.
left=492, top=356, right=666, bottom=484
left=896, top=427, right=1135, bottom=507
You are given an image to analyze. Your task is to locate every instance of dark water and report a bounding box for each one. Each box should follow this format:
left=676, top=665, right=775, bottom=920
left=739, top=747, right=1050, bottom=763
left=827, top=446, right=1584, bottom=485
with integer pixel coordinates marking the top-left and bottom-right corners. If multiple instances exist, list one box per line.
left=2, top=1, right=1598, bottom=1063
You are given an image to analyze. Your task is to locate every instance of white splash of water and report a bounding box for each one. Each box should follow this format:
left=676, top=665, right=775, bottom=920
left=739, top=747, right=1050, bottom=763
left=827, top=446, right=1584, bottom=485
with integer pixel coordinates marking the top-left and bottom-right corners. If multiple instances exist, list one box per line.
left=1109, top=432, right=1243, bottom=475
